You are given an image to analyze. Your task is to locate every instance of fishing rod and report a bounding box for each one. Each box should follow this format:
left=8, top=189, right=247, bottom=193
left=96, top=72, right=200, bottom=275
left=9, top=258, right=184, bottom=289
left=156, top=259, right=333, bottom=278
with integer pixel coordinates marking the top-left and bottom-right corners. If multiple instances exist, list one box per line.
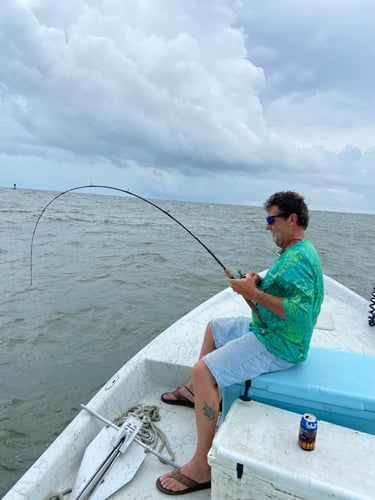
left=30, top=184, right=261, bottom=320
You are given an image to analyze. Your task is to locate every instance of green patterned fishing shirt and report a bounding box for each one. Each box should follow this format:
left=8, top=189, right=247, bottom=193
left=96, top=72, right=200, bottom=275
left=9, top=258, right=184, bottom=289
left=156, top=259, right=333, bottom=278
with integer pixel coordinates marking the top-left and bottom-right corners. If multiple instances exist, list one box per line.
left=251, top=240, right=324, bottom=363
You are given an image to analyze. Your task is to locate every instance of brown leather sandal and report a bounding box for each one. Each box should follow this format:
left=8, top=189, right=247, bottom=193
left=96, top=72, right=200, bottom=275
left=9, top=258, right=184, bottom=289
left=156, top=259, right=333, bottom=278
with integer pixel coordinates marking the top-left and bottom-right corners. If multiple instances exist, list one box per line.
left=160, top=386, right=194, bottom=408
left=156, top=468, right=211, bottom=495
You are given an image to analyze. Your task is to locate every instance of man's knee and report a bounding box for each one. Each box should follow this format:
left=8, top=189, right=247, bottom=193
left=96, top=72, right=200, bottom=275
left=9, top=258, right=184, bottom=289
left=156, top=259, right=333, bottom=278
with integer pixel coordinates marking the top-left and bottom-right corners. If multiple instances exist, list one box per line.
left=193, top=359, right=216, bottom=385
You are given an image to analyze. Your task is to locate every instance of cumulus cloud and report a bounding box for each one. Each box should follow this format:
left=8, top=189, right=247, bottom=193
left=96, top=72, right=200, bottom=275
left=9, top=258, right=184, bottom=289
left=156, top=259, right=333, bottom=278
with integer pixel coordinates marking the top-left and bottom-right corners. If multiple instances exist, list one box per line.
left=0, top=0, right=374, bottom=213
left=1, top=1, right=266, bottom=170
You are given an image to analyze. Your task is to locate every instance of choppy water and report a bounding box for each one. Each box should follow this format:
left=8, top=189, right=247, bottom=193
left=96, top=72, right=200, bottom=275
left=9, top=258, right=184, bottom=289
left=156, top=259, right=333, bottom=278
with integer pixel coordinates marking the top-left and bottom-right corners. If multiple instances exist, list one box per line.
left=1, top=186, right=374, bottom=495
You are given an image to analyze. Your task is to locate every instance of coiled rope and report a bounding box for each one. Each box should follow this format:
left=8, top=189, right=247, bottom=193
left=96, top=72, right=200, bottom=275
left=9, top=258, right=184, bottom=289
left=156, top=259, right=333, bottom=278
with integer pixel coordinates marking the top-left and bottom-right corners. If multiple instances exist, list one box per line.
left=113, top=404, right=176, bottom=463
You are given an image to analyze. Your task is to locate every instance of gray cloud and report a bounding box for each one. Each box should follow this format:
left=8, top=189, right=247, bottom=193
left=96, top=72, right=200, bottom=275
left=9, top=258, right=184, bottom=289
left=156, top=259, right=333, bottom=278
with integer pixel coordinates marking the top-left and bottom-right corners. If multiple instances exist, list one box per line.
left=0, top=0, right=374, bottom=213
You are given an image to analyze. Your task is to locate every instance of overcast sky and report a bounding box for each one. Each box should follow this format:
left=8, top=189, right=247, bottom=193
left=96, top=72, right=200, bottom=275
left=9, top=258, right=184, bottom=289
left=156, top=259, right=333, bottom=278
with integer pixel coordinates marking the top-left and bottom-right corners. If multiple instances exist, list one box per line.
left=1, top=0, right=374, bottom=213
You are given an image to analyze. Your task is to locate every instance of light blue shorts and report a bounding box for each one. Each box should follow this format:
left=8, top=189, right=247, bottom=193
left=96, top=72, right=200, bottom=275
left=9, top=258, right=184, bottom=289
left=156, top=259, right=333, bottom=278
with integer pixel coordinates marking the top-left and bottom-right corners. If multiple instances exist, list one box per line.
left=203, top=317, right=295, bottom=388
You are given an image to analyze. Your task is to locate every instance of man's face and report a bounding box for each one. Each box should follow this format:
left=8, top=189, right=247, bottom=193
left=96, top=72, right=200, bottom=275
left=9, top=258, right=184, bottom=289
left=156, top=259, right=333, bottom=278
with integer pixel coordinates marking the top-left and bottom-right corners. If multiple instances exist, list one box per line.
left=266, top=205, right=290, bottom=248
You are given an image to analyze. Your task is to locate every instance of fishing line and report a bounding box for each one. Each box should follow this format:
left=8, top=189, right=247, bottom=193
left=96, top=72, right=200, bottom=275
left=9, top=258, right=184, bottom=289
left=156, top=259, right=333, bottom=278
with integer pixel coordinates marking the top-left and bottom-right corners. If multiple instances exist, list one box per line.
left=30, top=184, right=261, bottom=319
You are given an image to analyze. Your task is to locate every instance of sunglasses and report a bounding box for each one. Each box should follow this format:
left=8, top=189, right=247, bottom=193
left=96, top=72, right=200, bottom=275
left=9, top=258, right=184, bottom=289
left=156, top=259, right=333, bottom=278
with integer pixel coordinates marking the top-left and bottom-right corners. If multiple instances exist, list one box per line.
left=266, top=214, right=286, bottom=225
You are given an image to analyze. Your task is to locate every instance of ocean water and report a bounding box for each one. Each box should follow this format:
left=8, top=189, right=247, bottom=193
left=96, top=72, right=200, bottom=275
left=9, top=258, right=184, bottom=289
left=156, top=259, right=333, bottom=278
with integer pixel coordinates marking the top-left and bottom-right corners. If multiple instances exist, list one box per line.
left=0, top=186, right=374, bottom=495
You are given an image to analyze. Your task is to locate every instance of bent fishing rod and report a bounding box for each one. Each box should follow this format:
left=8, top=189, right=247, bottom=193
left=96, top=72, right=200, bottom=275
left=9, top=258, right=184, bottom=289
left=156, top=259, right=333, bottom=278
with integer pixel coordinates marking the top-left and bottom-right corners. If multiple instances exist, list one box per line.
left=30, top=184, right=261, bottom=320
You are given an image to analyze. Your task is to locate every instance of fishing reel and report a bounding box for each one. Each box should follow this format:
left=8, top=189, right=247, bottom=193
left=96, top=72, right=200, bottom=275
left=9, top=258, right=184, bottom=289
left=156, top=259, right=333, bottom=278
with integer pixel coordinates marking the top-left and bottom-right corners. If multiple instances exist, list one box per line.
left=237, top=269, right=262, bottom=287
left=369, top=286, right=375, bottom=327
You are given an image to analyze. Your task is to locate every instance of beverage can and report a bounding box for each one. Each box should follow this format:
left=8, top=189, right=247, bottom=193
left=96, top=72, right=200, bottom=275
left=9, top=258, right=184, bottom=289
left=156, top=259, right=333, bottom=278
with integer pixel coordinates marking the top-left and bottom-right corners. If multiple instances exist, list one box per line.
left=298, top=413, right=318, bottom=451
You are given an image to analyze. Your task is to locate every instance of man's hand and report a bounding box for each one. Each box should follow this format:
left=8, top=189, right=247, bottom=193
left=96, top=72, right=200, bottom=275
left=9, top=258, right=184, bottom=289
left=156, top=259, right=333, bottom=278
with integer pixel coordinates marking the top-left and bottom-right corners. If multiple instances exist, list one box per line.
left=230, top=272, right=261, bottom=301
left=232, top=272, right=285, bottom=318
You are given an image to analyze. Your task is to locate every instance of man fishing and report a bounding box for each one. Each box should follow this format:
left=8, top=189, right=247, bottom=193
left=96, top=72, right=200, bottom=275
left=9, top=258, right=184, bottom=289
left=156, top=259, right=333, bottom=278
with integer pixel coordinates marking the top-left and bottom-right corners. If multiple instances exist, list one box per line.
left=157, top=190, right=324, bottom=495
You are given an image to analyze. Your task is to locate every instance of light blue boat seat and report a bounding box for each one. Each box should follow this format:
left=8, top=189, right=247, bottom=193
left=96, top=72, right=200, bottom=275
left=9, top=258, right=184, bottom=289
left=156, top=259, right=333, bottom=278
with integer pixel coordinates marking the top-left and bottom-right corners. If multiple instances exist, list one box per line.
left=221, top=347, right=375, bottom=435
